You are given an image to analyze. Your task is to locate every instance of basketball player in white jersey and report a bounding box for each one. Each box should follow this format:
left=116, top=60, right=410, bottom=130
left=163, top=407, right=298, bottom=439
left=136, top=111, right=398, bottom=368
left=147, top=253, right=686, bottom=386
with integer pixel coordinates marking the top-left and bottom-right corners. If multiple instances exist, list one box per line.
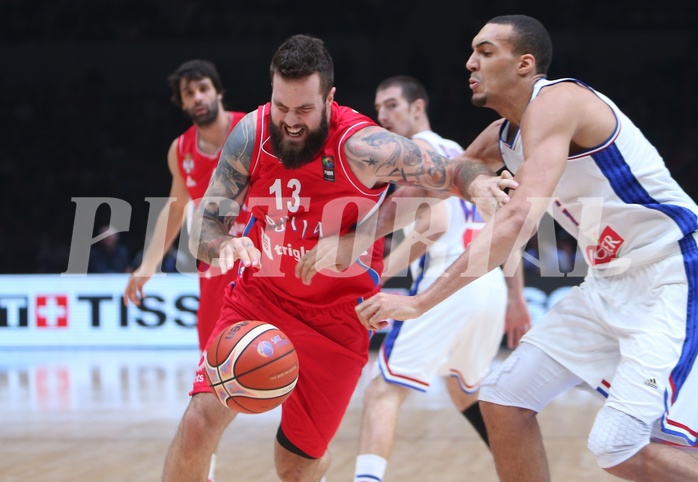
left=356, top=15, right=698, bottom=482
left=353, top=76, right=531, bottom=482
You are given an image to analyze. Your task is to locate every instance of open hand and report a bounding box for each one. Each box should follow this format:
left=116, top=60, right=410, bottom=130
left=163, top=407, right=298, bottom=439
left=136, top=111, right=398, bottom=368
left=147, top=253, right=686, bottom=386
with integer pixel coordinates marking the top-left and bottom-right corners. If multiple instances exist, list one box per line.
left=123, top=270, right=152, bottom=306
left=215, top=236, right=261, bottom=274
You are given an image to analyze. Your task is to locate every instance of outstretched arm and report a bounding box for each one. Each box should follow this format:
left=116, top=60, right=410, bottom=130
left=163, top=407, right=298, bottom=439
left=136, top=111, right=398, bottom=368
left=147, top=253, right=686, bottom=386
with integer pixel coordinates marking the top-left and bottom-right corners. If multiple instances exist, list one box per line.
left=295, top=123, right=515, bottom=284
left=355, top=90, right=576, bottom=330
left=124, top=140, right=190, bottom=306
left=189, top=112, right=260, bottom=273
left=344, top=125, right=515, bottom=215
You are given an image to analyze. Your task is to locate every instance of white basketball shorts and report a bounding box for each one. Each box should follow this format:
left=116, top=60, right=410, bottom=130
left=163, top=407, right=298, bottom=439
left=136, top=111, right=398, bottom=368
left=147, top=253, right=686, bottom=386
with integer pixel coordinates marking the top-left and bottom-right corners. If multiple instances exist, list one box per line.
left=374, top=267, right=507, bottom=392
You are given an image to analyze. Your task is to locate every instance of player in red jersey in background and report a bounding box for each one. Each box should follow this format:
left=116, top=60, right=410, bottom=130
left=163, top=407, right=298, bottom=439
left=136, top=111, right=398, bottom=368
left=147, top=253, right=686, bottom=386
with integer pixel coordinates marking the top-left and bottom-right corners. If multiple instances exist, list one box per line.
left=161, top=35, right=516, bottom=482
left=122, top=59, right=246, bottom=482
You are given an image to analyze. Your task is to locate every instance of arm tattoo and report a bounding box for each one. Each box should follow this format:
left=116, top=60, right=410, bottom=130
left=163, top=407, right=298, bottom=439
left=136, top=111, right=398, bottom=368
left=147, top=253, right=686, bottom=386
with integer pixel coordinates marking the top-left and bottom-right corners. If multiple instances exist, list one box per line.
left=452, top=160, right=494, bottom=199
left=190, top=112, right=256, bottom=263
left=347, top=127, right=496, bottom=196
left=347, top=129, right=450, bottom=190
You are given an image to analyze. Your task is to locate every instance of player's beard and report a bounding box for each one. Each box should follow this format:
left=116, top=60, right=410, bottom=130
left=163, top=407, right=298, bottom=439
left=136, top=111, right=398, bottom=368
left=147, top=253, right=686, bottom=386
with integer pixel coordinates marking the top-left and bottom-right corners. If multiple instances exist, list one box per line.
left=186, top=100, right=219, bottom=127
left=269, top=108, right=329, bottom=170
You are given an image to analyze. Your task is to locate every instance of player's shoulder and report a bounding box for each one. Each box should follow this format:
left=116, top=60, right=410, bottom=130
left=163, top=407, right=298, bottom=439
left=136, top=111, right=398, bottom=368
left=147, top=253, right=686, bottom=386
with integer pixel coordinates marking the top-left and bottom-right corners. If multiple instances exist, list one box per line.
left=535, top=78, right=595, bottom=104
left=528, top=80, right=595, bottom=122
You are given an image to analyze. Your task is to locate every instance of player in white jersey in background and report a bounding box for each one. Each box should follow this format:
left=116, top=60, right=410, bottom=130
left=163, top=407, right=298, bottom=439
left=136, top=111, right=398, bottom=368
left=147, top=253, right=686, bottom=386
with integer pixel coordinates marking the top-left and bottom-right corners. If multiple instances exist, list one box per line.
left=356, top=16, right=698, bottom=482
left=353, top=76, right=531, bottom=482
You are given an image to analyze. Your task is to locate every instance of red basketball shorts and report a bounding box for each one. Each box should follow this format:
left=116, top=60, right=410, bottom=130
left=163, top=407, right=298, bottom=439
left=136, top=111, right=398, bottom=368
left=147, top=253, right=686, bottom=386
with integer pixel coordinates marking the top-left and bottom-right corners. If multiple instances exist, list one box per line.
left=196, top=267, right=237, bottom=352
left=191, top=280, right=372, bottom=458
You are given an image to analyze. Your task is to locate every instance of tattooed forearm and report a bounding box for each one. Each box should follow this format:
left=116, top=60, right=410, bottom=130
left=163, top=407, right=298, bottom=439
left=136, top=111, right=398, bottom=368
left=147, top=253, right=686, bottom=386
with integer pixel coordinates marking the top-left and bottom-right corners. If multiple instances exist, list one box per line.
left=189, top=112, right=256, bottom=263
left=212, top=160, right=248, bottom=201
left=346, top=128, right=451, bottom=190
left=195, top=199, right=240, bottom=263
left=452, top=159, right=495, bottom=200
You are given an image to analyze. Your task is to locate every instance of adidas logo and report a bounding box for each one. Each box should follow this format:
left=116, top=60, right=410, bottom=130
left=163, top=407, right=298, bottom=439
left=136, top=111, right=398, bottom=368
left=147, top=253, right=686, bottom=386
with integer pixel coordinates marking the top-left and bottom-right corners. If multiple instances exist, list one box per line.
left=643, top=377, right=658, bottom=389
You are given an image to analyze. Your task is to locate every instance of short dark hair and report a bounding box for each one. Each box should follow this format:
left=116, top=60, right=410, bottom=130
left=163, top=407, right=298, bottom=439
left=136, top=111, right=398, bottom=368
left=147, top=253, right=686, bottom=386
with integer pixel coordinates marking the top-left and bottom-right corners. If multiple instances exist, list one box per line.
left=270, top=34, right=334, bottom=99
left=376, top=75, right=429, bottom=110
left=168, top=59, right=225, bottom=108
left=488, top=15, right=553, bottom=75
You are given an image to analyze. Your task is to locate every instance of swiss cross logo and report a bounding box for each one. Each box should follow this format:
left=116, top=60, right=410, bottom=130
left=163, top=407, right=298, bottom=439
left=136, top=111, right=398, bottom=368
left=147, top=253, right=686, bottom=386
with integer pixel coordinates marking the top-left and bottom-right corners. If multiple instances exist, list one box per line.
left=36, top=295, right=68, bottom=328
left=586, top=226, right=624, bottom=266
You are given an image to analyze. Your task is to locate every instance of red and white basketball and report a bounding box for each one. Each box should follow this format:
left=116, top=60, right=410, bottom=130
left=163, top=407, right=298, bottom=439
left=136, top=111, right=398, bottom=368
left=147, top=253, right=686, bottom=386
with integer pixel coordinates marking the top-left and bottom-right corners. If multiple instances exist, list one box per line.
left=204, top=320, right=299, bottom=414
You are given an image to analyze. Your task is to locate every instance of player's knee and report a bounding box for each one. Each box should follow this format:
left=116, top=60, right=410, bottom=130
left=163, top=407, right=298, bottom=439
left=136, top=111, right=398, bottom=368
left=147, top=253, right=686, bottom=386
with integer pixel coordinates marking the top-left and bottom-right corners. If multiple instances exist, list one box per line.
left=276, top=459, right=328, bottom=482
left=275, top=428, right=328, bottom=481
left=183, top=393, right=233, bottom=441
left=587, top=406, right=651, bottom=469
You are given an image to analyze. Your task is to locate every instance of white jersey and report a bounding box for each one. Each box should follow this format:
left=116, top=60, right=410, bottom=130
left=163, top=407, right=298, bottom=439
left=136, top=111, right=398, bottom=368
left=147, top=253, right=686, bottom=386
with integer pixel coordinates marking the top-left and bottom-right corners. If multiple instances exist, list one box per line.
left=409, top=130, right=488, bottom=286
left=496, top=78, right=698, bottom=447
left=376, top=130, right=506, bottom=392
left=499, top=78, right=698, bottom=271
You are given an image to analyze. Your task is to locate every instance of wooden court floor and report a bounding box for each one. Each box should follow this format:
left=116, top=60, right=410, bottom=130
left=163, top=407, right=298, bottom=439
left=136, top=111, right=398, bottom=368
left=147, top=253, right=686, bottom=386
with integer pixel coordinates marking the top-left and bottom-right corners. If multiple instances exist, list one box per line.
left=0, top=347, right=670, bottom=481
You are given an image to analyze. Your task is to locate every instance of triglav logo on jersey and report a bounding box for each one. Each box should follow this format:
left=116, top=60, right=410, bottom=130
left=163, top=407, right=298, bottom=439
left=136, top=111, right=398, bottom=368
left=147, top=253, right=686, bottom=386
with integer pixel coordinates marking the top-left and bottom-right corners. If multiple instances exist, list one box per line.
left=273, top=243, right=309, bottom=262
left=322, top=156, right=335, bottom=182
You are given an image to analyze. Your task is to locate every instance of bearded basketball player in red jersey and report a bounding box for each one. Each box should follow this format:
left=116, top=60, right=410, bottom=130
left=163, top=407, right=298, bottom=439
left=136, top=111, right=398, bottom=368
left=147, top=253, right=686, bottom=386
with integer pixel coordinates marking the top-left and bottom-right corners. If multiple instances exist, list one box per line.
left=123, top=59, right=246, bottom=482
left=162, top=36, right=516, bottom=482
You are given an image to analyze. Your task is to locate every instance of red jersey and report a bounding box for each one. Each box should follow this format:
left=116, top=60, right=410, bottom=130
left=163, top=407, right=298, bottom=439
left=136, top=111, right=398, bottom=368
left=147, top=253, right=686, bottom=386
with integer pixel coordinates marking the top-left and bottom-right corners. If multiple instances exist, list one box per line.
left=175, top=111, right=247, bottom=351
left=176, top=111, right=246, bottom=201
left=176, top=110, right=249, bottom=237
left=239, top=102, right=389, bottom=305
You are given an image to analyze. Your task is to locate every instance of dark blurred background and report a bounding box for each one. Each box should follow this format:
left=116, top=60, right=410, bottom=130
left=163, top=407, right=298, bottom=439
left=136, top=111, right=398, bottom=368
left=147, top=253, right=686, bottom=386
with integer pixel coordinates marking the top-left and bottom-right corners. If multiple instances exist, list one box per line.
left=1, top=0, right=696, bottom=274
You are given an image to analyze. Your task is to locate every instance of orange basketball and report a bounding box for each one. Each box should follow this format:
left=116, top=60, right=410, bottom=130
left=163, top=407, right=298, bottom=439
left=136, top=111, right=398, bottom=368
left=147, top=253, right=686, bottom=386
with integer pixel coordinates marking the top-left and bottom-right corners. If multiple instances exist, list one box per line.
left=204, top=320, right=299, bottom=414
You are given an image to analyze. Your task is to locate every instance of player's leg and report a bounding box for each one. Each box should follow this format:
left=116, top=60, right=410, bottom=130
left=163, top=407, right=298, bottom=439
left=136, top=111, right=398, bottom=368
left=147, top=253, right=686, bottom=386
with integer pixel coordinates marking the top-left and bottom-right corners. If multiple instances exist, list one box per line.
left=354, top=375, right=411, bottom=482
left=162, top=392, right=237, bottom=482
left=196, top=273, right=234, bottom=482
left=442, top=268, right=507, bottom=448
left=587, top=253, right=698, bottom=480
left=481, top=271, right=626, bottom=481
left=480, top=402, right=547, bottom=481
left=612, top=443, right=698, bottom=481
left=354, top=298, right=463, bottom=482
left=274, top=296, right=370, bottom=482
left=445, top=379, right=487, bottom=446
left=480, top=343, right=584, bottom=482
left=274, top=432, right=331, bottom=482
left=589, top=407, right=698, bottom=481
